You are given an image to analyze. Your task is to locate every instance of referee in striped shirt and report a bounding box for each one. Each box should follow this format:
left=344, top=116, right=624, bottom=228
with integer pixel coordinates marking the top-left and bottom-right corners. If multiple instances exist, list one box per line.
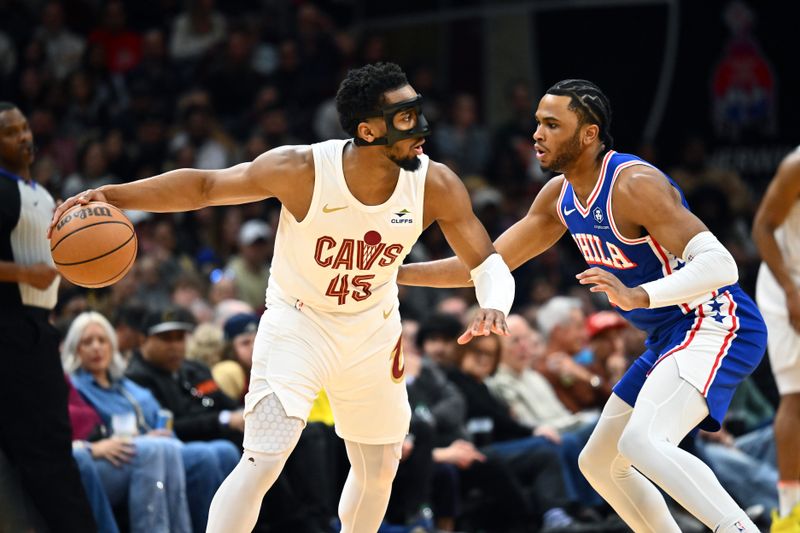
left=0, top=103, right=95, bottom=531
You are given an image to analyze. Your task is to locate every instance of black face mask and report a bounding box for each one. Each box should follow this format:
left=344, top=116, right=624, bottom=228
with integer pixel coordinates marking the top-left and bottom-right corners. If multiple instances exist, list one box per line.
left=353, top=94, right=432, bottom=147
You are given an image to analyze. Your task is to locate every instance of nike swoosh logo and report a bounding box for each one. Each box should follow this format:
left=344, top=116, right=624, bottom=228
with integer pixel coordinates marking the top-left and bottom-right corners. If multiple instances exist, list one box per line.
left=323, top=204, right=348, bottom=213
left=383, top=307, right=393, bottom=319
left=563, top=207, right=576, bottom=216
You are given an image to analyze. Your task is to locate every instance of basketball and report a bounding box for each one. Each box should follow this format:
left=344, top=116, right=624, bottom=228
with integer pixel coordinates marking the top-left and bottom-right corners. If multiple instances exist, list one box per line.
left=50, top=202, right=138, bottom=288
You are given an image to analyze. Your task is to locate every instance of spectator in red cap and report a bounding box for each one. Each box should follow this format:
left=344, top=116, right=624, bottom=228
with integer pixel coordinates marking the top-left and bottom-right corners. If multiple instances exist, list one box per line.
left=585, top=311, right=630, bottom=389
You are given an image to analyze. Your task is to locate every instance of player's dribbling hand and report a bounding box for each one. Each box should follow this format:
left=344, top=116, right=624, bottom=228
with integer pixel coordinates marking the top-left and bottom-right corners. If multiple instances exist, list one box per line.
left=457, top=308, right=509, bottom=345
left=47, top=188, right=108, bottom=238
left=577, top=267, right=649, bottom=311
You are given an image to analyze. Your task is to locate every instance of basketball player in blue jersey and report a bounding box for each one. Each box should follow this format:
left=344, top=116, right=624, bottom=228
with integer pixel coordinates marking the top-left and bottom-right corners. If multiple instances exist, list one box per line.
left=399, top=79, right=767, bottom=532
left=51, top=63, right=514, bottom=533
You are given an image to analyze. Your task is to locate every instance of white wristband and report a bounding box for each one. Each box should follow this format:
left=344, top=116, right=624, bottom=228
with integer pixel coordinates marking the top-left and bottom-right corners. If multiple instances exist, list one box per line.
left=470, top=253, right=515, bottom=316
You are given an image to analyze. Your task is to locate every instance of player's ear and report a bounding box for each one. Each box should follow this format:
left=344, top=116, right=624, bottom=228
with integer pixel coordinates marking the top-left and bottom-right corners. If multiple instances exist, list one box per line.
left=356, top=120, right=378, bottom=144
left=583, top=123, right=600, bottom=146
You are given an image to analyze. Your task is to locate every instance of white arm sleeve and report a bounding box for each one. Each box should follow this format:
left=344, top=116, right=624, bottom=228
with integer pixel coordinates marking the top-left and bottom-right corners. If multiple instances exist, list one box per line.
left=640, top=231, right=738, bottom=309
left=470, top=253, right=515, bottom=316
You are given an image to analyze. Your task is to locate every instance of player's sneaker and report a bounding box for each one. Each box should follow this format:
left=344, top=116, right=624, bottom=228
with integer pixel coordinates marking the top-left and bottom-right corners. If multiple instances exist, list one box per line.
left=770, top=505, right=800, bottom=533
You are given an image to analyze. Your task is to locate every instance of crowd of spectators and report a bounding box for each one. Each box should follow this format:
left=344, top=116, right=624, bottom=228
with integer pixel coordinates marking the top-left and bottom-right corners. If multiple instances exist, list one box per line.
left=0, top=0, right=782, bottom=531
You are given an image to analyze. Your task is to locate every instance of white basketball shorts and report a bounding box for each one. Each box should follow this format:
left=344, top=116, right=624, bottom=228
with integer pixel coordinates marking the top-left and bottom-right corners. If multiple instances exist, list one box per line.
left=243, top=290, right=410, bottom=446
left=756, top=263, right=800, bottom=394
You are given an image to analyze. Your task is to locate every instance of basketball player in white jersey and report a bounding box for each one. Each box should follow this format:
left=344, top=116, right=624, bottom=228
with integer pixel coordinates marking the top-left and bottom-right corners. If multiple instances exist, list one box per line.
left=753, top=147, right=800, bottom=532
left=50, top=62, right=514, bottom=533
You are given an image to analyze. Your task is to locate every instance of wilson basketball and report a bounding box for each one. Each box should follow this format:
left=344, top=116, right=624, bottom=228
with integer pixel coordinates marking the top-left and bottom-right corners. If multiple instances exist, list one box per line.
left=50, top=202, right=138, bottom=288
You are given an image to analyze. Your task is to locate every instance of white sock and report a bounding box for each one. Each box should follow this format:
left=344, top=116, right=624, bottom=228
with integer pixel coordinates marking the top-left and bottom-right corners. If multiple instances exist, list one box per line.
left=714, top=513, right=758, bottom=533
left=778, top=481, right=800, bottom=517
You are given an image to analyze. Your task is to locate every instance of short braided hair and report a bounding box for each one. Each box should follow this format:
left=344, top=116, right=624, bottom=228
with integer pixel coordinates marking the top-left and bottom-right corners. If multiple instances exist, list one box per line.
left=546, top=79, right=613, bottom=152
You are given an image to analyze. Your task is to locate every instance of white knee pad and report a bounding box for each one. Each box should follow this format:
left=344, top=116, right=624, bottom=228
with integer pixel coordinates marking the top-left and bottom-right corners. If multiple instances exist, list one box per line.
left=243, top=393, right=305, bottom=455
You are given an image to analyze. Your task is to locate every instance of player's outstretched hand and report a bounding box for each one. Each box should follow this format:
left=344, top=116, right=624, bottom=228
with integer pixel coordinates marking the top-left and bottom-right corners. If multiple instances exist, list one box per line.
left=576, top=267, right=649, bottom=310
left=457, top=308, right=509, bottom=345
left=48, top=188, right=108, bottom=238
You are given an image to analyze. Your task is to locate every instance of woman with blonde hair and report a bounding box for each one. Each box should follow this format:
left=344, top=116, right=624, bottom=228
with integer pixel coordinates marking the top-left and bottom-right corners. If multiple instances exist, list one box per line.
left=63, top=311, right=193, bottom=533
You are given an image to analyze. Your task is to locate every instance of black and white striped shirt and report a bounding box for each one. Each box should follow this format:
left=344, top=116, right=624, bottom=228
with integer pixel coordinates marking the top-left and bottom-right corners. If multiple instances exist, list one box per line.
left=0, top=168, right=59, bottom=310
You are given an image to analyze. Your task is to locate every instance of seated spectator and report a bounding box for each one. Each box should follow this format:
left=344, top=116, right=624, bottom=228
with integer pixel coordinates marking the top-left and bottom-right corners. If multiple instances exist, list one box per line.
left=224, top=219, right=273, bottom=311
left=447, top=334, right=611, bottom=530
left=411, top=325, right=606, bottom=531
left=488, top=315, right=603, bottom=509
left=489, top=315, right=595, bottom=432
left=584, top=312, right=630, bottom=388
left=404, top=326, right=528, bottom=531
left=416, top=313, right=464, bottom=370
left=34, top=1, right=85, bottom=80
left=87, top=0, right=142, bottom=74
left=697, top=427, right=777, bottom=523
left=125, top=305, right=245, bottom=444
left=187, top=321, right=226, bottom=368
left=213, top=312, right=258, bottom=403
left=111, top=302, right=147, bottom=363
left=432, top=93, right=490, bottom=176
left=537, top=296, right=611, bottom=413
left=64, top=310, right=238, bottom=533
left=62, top=140, right=118, bottom=199
left=169, top=0, right=227, bottom=63
left=62, top=312, right=192, bottom=533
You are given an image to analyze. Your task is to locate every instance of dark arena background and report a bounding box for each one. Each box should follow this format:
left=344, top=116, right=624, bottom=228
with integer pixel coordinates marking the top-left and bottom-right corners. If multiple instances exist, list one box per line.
left=0, top=1, right=794, bottom=532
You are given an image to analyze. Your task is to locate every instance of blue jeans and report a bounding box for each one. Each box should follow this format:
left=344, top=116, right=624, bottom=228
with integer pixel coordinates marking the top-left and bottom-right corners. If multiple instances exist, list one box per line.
left=483, top=430, right=600, bottom=506
left=700, top=437, right=778, bottom=512
left=736, top=425, right=777, bottom=467
left=181, top=439, right=240, bottom=533
left=93, top=436, right=192, bottom=533
left=72, top=447, right=120, bottom=533
left=560, top=423, right=603, bottom=507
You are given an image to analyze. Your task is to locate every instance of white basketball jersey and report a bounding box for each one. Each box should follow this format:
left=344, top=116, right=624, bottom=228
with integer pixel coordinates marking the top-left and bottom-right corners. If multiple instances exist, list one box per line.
left=268, top=139, right=427, bottom=314
left=756, top=147, right=800, bottom=315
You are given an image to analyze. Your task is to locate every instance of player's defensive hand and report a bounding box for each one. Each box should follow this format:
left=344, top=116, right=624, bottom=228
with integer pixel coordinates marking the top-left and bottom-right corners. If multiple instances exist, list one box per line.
left=577, top=267, right=649, bottom=310
left=458, top=308, right=509, bottom=345
left=48, top=188, right=108, bottom=238
left=21, top=263, right=59, bottom=289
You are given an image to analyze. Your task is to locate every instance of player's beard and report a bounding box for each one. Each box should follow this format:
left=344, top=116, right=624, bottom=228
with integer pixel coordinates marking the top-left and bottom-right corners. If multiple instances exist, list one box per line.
left=388, top=153, right=421, bottom=171
left=542, top=128, right=582, bottom=173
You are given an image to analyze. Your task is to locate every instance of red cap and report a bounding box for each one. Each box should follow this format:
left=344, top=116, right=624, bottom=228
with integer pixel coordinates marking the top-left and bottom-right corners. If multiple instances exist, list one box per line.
left=586, top=311, right=628, bottom=338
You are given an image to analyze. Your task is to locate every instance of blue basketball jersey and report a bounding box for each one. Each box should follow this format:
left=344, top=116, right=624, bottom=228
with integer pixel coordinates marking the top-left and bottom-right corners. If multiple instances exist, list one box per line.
left=556, top=150, right=735, bottom=337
